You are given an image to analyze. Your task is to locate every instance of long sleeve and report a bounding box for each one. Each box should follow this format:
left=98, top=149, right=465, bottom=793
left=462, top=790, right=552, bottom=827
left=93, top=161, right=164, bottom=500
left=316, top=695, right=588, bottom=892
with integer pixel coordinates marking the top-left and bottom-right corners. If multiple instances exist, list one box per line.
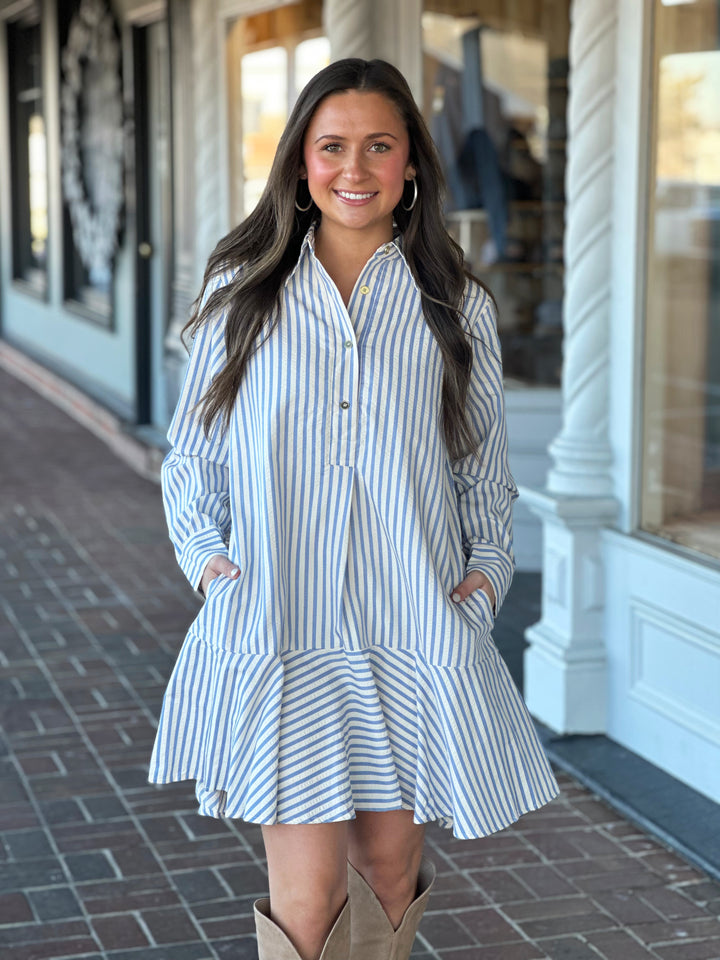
left=161, top=286, right=231, bottom=591
left=452, top=283, right=519, bottom=613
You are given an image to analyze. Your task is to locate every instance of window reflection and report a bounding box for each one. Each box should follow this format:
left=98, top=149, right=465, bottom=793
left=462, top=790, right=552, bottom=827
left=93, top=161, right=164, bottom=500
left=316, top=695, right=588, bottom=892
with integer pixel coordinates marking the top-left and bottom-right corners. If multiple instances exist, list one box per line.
left=241, top=46, right=288, bottom=216
left=226, top=1, right=328, bottom=222
left=295, top=36, right=330, bottom=94
left=58, top=0, right=122, bottom=321
left=422, top=4, right=568, bottom=386
left=641, top=1, right=720, bottom=559
left=28, top=113, right=48, bottom=260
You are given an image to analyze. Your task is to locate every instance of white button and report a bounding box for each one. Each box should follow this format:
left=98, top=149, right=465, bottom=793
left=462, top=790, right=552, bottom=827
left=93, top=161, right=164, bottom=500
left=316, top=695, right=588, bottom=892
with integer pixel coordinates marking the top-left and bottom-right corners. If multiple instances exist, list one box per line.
left=344, top=340, right=353, bottom=348
left=359, top=285, right=370, bottom=295
left=340, top=400, right=350, bottom=409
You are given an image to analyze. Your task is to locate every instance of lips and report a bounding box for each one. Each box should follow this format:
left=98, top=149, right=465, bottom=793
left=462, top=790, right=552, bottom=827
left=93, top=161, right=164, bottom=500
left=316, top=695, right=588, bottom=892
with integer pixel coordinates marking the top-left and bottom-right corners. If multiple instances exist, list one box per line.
left=334, top=190, right=378, bottom=202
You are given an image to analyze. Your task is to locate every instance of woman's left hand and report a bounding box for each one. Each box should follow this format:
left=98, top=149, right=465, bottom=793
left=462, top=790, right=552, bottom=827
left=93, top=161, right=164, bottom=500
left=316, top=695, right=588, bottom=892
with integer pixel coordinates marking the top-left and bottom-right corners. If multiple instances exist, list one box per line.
left=451, top=571, right=496, bottom=613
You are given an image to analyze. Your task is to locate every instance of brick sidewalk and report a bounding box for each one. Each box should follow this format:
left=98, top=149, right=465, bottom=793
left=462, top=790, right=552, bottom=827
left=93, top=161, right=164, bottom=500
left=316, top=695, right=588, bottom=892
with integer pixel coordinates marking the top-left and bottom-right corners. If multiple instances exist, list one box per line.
left=1, top=366, right=720, bottom=960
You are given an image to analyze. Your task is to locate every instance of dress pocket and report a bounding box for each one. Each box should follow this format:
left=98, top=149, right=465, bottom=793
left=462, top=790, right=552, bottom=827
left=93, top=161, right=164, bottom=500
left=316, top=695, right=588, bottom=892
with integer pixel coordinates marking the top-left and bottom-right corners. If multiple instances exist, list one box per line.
left=443, top=587, right=496, bottom=665
left=192, top=569, right=244, bottom=640
left=203, top=573, right=230, bottom=600
left=457, top=587, right=494, bottom=630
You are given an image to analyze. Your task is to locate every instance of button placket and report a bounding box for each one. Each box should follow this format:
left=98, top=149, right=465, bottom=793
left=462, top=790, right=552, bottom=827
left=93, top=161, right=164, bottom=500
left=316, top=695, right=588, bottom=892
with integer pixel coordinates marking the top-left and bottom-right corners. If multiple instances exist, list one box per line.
left=330, top=310, right=358, bottom=465
left=315, top=255, right=359, bottom=465
left=335, top=257, right=386, bottom=461
left=339, top=328, right=356, bottom=412
left=350, top=260, right=381, bottom=330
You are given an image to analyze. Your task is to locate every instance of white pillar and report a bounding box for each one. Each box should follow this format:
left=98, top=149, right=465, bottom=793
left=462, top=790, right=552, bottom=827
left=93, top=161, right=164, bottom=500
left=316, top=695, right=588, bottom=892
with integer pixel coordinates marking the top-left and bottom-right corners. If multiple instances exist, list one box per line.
left=164, top=0, right=224, bottom=413
left=164, top=0, right=199, bottom=413
left=191, top=0, right=224, bottom=273
left=546, top=0, right=616, bottom=498
left=323, top=0, right=374, bottom=60
left=524, top=0, right=620, bottom=734
left=323, top=0, right=423, bottom=104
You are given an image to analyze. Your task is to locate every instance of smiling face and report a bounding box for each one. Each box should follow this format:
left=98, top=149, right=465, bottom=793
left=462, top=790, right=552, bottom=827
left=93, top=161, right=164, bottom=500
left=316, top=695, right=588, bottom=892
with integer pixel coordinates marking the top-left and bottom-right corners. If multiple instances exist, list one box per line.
left=300, top=90, right=416, bottom=248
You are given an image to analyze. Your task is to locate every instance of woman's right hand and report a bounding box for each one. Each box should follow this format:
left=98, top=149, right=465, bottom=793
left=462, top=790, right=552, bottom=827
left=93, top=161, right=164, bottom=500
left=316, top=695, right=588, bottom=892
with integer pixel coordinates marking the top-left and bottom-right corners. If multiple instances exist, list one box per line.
left=200, top=554, right=241, bottom=597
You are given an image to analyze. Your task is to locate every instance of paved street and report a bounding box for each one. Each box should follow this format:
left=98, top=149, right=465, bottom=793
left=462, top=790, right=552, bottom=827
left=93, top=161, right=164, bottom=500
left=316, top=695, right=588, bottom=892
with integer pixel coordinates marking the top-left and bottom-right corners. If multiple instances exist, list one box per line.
left=2, top=365, right=720, bottom=960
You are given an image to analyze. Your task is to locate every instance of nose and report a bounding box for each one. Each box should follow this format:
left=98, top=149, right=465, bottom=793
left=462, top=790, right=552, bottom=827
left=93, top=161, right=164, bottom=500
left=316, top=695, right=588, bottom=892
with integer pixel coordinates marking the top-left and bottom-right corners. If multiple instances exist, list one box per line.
left=342, top=147, right=370, bottom=182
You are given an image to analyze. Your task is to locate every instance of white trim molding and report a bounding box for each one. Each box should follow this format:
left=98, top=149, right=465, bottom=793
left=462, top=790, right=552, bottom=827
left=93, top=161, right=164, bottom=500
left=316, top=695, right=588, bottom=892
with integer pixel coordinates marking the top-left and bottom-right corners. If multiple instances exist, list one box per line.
left=629, top=599, right=720, bottom=747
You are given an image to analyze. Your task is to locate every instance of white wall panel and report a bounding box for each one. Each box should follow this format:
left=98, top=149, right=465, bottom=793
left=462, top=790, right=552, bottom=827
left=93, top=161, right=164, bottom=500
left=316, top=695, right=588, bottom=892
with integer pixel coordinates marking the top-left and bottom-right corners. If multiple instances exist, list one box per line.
left=604, top=529, right=720, bottom=803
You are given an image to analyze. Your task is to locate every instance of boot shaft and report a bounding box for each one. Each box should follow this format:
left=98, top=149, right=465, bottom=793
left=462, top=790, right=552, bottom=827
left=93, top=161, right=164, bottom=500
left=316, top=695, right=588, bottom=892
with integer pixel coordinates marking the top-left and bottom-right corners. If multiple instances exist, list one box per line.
left=347, top=856, right=436, bottom=960
left=254, top=897, right=351, bottom=960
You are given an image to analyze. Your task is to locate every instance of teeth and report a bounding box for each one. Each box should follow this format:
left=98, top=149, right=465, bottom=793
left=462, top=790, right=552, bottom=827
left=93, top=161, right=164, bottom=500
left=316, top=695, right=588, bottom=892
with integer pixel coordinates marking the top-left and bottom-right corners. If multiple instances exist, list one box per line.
left=337, top=191, right=375, bottom=200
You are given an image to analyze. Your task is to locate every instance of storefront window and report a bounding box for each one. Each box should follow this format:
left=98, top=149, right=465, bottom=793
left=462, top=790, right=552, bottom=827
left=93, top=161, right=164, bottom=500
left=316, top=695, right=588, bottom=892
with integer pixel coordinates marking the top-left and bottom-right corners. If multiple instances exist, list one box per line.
left=7, top=14, right=48, bottom=294
left=641, top=0, right=720, bottom=561
left=240, top=45, right=288, bottom=215
left=59, top=0, right=124, bottom=325
left=422, top=2, right=569, bottom=386
left=226, top=1, right=328, bottom=223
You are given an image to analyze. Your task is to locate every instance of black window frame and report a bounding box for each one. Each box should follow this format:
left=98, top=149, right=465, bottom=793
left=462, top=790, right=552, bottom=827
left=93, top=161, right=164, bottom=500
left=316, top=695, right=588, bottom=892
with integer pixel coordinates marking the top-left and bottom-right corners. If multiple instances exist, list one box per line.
left=7, top=11, right=49, bottom=298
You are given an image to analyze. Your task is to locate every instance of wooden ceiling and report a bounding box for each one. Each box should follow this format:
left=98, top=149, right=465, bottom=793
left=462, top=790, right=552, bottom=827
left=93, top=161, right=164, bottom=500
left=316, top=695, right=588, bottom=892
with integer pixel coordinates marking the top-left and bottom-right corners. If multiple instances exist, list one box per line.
left=241, top=0, right=324, bottom=47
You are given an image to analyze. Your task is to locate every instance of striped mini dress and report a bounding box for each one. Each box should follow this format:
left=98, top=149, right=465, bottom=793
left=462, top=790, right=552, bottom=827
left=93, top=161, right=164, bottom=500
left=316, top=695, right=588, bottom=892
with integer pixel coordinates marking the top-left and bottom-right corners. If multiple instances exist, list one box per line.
left=148, top=228, right=558, bottom=839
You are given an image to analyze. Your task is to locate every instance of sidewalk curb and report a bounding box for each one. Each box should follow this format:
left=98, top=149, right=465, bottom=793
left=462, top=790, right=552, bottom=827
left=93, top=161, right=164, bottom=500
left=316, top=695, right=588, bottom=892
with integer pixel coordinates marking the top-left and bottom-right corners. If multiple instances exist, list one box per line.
left=0, top=339, right=166, bottom=484
left=539, top=726, right=720, bottom=885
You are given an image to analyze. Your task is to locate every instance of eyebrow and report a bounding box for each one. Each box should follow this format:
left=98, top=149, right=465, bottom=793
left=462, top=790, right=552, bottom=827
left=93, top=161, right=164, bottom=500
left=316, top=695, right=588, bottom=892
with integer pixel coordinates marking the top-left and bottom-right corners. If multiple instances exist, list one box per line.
left=313, top=131, right=400, bottom=144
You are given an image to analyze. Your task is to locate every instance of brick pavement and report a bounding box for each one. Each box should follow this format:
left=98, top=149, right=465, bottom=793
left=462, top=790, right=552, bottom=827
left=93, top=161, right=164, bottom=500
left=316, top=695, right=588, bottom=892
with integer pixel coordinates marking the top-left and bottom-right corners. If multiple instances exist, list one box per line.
left=2, top=365, right=720, bottom=960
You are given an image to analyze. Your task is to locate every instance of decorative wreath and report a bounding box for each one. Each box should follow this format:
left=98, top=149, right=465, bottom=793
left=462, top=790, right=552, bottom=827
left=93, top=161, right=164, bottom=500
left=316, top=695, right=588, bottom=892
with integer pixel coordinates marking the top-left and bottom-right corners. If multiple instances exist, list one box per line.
left=60, top=0, right=124, bottom=284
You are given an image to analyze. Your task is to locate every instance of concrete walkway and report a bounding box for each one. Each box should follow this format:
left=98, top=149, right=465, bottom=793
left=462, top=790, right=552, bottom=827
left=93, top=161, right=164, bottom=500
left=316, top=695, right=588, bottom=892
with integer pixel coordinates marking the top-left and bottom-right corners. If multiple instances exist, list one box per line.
left=2, top=366, right=720, bottom=960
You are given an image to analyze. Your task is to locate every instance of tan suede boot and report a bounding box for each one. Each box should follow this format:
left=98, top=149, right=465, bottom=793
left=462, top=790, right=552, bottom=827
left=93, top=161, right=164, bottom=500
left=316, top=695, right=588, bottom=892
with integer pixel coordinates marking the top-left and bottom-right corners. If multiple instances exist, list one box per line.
left=347, top=856, right=436, bottom=960
left=253, top=897, right=351, bottom=960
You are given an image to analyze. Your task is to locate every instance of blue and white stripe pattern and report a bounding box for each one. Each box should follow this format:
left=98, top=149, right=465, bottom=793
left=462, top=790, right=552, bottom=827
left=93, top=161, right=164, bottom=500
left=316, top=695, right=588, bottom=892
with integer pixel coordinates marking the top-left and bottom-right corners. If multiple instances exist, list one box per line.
left=149, top=226, right=558, bottom=838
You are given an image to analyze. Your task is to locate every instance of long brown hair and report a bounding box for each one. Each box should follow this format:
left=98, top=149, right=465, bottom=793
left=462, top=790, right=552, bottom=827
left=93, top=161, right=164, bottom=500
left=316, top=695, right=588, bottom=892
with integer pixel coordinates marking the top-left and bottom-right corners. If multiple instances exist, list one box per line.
left=187, top=58, right=493, bottom=460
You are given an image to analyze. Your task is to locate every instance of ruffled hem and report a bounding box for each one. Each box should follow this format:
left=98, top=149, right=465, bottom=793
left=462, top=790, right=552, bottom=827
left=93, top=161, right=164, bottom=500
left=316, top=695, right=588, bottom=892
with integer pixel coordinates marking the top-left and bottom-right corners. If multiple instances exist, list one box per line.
left=148, top=634, right=558, bottom=840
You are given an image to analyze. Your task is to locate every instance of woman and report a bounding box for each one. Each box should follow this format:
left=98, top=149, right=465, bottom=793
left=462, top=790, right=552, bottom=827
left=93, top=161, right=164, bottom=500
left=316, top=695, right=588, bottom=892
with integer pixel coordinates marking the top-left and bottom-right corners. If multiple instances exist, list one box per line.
left=149, top=58, right=558, bottom=960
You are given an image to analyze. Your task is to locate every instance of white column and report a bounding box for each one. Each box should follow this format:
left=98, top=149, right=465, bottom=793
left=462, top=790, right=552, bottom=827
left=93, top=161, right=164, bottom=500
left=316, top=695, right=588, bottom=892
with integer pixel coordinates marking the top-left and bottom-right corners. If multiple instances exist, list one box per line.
left=191, top=0, right=224, bottom=273
left=373, top=0, right=423, bottom=103
left=523, top=0, right=620, bottom=734
left=164, top=0, right=224, bottom=412
left=323, top=0, right=374, bottom=60
left=546, top=0, right=616, bottom=498
left=164, top=0, right=199, bottom=412
left=323, top=0, right=423, bottom=102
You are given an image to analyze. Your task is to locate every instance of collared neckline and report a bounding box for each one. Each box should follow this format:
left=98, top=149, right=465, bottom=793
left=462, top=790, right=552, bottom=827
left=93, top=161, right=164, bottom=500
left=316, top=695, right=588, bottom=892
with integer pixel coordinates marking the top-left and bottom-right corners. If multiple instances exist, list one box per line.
left=300, top=223, right=402, bottom=259
left=288, top=223, right=408, bottom=289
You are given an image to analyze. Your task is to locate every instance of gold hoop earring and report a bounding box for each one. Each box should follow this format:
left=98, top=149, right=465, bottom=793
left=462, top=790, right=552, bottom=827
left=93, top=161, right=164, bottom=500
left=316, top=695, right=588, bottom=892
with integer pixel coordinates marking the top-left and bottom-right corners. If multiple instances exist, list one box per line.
left=401, top=177, right=418, bottom=212
left=295, top=181, right=313, bottom=212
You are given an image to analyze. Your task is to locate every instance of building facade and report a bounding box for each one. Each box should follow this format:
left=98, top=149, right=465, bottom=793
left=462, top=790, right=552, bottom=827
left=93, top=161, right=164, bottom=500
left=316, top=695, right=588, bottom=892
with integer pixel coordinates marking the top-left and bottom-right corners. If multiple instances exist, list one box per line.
left=1, top=0, right=718, bottom=806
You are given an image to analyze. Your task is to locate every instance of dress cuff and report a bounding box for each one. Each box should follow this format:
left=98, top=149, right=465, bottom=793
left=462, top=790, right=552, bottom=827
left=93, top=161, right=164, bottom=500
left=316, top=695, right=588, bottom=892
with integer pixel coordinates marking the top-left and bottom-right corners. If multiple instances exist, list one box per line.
left=178, top=527, right=229, bottom=592
left=465, top=543, right=515, bottom=614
